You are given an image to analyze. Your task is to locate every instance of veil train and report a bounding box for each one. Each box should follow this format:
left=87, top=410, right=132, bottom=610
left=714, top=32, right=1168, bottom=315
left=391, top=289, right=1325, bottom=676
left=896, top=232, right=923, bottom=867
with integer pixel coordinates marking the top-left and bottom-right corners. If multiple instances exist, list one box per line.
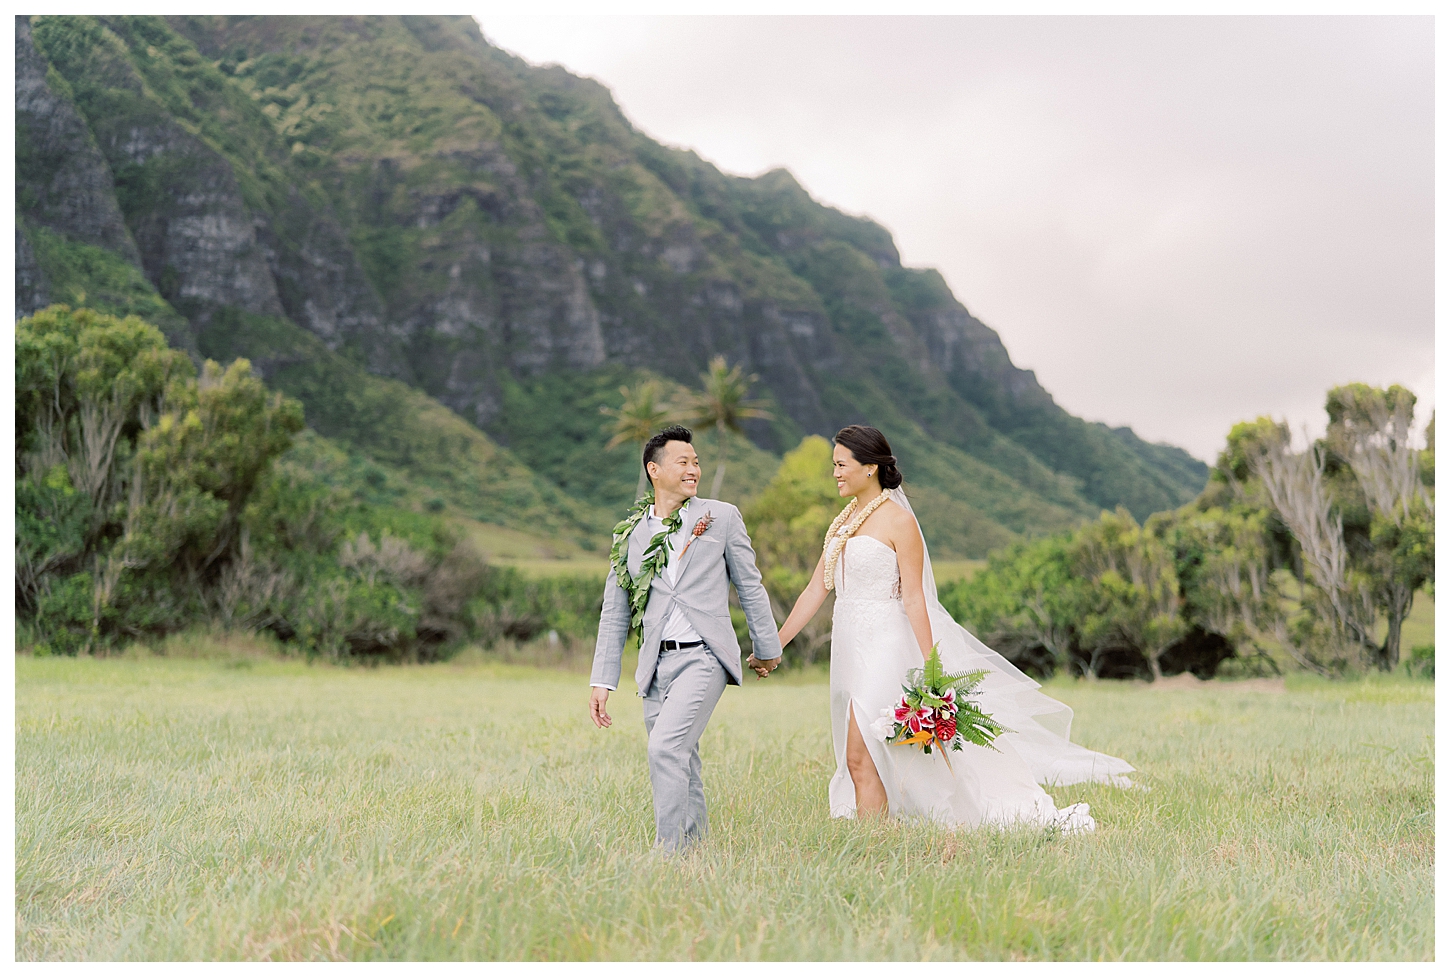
left=885, top=487, right=1134, bottom=788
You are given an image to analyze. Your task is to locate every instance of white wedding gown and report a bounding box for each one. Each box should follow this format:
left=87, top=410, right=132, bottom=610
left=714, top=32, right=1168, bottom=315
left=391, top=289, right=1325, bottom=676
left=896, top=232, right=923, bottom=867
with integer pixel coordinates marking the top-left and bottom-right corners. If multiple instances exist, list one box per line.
left=827, top=489, right=1134, bottom=833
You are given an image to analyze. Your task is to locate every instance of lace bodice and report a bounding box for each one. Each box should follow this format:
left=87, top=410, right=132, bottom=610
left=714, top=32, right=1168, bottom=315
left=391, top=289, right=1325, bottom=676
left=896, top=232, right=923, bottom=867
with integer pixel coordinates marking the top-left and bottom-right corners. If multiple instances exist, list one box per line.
left=833, top=535, right=902, bottom=602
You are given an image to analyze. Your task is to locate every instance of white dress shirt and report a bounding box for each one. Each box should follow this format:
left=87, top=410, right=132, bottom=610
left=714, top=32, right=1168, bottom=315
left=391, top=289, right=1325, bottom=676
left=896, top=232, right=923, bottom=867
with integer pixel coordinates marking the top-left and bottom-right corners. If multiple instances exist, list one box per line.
left=591, top=499, right=704, bottom=692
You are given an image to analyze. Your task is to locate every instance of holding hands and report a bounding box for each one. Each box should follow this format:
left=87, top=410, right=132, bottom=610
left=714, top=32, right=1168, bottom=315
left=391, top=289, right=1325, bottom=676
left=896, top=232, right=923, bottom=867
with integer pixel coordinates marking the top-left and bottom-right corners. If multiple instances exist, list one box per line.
left=746, top=651, right=782, bottom=679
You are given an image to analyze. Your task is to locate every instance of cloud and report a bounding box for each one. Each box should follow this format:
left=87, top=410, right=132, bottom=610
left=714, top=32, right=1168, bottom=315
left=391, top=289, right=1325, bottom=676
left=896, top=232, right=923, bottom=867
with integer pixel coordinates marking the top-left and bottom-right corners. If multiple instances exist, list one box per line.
left=477, top=14, right=1434, bottom=461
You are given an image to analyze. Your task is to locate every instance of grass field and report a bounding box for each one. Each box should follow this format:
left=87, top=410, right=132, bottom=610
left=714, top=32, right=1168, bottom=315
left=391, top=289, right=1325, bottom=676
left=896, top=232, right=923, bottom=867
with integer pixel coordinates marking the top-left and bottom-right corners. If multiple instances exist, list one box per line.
left=15, top=650, right=1433, bottom=961
left=925, top=559, right=987, bottom=584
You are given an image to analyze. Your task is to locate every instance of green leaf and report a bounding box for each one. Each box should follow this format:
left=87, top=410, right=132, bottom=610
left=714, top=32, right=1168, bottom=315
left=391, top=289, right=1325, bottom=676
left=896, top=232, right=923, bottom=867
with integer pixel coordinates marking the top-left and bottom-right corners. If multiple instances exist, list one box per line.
left=923, top=643, right=944, bottom=686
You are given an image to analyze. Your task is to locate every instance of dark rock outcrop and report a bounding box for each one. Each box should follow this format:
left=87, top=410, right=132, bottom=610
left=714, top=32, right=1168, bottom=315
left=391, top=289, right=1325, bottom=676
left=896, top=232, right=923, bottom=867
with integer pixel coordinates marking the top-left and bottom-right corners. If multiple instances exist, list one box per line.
left=15, top=224, right=48, bottom=317
left=15, top=17, right=138, bottom=263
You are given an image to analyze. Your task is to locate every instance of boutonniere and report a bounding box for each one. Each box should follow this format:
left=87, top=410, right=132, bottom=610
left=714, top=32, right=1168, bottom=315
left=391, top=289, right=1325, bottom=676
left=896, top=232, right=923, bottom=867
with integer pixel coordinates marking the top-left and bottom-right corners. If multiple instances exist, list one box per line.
left=679, top=512, right=715, bottom=559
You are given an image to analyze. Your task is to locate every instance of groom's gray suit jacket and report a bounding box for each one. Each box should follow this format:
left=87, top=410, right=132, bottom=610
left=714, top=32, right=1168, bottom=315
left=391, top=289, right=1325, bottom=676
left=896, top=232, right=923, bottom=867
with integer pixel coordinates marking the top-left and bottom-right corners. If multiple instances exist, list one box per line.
left=591, top=498, right=782, bottom=697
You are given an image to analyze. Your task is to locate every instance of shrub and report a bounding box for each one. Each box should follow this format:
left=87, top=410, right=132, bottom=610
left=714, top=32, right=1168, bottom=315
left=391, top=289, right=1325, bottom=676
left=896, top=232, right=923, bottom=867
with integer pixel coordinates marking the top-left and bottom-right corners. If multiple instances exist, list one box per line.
left=742, top=435, right=839, bottom=665
left=468, top=569, right=605, bottom=648
left=1405, top=644, right=1434, bottom=679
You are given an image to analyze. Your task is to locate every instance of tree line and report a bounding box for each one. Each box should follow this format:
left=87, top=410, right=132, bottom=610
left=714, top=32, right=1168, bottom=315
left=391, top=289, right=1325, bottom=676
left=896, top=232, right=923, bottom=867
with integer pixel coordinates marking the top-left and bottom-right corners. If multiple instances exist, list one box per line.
left=934, top=385, right=1433, bottom=679
left=17, top=305, right=1433, bottom=681
left=15, top=306, right=606, bottom=659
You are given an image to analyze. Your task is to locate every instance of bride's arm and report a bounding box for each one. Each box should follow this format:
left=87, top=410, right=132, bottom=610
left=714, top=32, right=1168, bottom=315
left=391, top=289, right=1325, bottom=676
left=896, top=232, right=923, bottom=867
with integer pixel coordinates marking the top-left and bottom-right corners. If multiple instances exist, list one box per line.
left=894, top=517, right=935, bottom=661
left=777, top=550, right=829, bottom=648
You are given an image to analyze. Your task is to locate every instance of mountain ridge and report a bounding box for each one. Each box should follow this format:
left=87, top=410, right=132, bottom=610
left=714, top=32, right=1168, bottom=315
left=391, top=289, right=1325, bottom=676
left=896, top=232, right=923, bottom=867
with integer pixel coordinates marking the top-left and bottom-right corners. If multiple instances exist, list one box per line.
left=15, top=14, right=1209, bottom=558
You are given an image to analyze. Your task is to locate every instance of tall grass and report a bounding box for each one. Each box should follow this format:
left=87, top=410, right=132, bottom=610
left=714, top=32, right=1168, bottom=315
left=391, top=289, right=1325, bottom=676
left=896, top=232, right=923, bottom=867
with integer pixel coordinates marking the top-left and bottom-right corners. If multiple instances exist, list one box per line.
left=15, top=652, right=1432, bottom=960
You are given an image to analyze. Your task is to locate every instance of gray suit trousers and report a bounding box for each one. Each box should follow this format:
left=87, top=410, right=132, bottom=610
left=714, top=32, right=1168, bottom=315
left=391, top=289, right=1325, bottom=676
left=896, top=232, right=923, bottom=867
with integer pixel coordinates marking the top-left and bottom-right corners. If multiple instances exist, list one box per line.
left=642, top=642, right=727, bottom=853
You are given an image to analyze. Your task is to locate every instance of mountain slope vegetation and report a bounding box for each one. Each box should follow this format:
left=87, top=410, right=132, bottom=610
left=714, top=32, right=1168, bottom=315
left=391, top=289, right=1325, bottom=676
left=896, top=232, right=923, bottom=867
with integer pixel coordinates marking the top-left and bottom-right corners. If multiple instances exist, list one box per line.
left=16, top=14, right=1209, bottom=559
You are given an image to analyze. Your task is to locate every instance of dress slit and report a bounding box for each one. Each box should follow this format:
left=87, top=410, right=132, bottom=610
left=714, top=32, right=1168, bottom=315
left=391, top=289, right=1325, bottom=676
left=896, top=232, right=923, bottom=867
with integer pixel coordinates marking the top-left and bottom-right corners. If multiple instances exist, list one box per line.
left=837, top=696, right=895, bottom=817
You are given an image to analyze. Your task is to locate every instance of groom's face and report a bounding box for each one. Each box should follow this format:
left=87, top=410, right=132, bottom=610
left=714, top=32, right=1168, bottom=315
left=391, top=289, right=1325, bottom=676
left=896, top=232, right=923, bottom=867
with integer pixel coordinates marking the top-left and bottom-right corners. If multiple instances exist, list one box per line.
left=648, top=440, right=701, bottom=498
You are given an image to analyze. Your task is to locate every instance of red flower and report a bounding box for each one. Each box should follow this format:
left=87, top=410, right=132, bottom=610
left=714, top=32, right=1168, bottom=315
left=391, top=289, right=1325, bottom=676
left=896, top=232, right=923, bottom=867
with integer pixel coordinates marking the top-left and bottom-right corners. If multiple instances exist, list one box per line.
left=936, top=717, right=957, bottom=742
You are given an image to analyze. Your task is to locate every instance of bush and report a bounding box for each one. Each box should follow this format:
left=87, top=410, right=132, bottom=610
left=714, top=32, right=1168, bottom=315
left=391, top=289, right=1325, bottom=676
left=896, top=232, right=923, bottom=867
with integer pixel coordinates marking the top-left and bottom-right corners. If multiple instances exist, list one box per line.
left=742, top=435, right=840, bottom=665
left=15, top=305, right=488, bottom=661
left=468, top=569, right=605, bottom=649
left=32, top=571, right=96, bottom=655
left=1404, top=644, right=1434, bottom=679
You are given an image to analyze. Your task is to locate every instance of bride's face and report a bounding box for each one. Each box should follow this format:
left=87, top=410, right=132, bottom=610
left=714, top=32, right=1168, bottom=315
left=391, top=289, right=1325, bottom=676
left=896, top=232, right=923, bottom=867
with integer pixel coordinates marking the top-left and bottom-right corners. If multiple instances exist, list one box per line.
left=832, top=444, right=875, bottom=498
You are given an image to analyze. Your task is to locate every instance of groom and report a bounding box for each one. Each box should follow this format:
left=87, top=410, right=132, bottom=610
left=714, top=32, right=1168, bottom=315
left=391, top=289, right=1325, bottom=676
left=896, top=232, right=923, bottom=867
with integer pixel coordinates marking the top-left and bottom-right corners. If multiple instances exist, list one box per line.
left=589, top=424, right=782, bottom=852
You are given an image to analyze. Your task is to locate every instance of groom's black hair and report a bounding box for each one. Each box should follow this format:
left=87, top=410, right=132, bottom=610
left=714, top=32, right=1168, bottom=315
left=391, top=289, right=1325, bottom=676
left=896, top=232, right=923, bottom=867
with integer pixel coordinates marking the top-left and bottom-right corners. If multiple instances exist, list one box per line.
left=643, top=425, right=694, bottom=478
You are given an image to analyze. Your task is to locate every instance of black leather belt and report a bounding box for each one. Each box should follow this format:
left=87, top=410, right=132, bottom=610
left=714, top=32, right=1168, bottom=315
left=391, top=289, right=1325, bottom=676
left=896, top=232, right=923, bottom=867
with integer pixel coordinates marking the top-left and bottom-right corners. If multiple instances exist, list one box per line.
left=659, top=639, right=705, bottom=651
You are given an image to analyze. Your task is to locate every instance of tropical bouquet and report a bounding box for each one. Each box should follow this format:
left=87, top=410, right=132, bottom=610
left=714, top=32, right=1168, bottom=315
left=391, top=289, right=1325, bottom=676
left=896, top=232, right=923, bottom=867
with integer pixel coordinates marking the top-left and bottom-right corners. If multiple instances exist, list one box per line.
left=873, top=644, right=1010, bottom=761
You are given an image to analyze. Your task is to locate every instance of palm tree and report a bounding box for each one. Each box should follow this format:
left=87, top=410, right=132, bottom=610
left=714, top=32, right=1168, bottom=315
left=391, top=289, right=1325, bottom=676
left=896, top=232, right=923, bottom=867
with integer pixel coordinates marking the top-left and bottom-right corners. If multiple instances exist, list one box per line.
left=688, top=355, right=773, bottom=499
left=601, top=380, right=676, bottom=499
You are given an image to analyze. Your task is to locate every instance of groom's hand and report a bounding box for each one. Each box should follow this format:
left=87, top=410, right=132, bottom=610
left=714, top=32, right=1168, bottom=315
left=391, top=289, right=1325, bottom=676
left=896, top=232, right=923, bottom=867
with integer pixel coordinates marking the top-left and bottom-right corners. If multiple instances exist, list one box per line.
left=589, top=687, right=612, bottom=728
left=745, top=653, right=780, bottom=679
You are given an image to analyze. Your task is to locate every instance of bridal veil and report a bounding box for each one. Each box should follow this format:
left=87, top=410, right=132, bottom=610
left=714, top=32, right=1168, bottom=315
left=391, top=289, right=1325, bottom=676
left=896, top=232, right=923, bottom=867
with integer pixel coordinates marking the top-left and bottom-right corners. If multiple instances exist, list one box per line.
left=885, top=487, right=1135, bottom=788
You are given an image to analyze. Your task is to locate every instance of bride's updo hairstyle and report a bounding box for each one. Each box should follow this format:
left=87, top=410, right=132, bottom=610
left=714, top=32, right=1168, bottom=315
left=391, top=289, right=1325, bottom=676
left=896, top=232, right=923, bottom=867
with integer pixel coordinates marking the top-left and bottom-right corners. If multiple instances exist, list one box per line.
left=833, top=425, right=903, bottom=490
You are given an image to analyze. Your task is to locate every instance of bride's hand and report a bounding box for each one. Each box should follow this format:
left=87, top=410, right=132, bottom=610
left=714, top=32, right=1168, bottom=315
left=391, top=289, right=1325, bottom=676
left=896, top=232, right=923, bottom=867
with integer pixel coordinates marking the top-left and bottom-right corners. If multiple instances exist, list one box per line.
left=745, top=653, right=779, bottom=678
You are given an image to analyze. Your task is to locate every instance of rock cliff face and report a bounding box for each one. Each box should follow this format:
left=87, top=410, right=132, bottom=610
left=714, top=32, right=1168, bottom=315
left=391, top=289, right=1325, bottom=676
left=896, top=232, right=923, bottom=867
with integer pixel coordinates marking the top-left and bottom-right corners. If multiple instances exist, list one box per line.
left=15, top=226, right=48, bottom=315
left=16, top=17, right=133, bottom=318
left=15, top=14, right=1209, bottom=551
left=16, top=20, right=137, bottom=263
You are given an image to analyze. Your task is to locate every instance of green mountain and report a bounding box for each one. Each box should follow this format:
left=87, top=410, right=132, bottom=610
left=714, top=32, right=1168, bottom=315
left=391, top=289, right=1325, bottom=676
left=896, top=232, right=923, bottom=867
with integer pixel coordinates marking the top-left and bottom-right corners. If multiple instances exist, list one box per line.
left=15, top=14, right=1208, bottom=559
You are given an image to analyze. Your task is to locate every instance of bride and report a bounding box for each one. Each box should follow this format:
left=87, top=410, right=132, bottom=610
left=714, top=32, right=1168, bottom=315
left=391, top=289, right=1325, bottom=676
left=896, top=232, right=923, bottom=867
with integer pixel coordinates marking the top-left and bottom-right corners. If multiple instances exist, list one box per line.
left=755, top=425, right=1134, bottom=832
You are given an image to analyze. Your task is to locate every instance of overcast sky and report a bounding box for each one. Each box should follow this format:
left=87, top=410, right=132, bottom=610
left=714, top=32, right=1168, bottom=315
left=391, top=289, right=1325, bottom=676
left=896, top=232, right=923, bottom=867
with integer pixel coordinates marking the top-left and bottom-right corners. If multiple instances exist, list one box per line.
left=475, top=14, right=1434, bottom=463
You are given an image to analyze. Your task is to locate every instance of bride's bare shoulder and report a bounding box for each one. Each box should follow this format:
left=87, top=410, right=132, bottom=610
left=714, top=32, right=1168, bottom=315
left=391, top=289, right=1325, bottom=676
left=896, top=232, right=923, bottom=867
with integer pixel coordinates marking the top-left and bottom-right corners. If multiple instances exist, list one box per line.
left=876, top=497, right=920, bottom=532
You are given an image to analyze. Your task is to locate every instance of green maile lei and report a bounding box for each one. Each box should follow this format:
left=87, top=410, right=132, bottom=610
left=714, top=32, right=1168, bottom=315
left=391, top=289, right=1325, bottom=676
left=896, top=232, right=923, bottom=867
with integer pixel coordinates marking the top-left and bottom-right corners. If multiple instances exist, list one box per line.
left=609, top=490, right=687, bottom=636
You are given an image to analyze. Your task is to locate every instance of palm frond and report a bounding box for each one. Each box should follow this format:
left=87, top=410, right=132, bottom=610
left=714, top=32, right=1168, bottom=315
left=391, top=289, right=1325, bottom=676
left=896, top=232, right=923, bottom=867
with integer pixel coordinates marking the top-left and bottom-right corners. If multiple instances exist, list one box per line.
left=601, top=381, right=676, bottom=449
